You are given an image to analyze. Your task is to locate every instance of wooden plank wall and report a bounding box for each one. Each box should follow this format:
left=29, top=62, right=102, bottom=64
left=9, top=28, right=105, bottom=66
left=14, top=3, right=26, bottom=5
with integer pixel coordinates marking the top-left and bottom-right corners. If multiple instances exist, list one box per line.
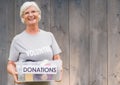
left=0, top=0, right=119, bottom=85
left=90, top=0, right=108, bottom=85
left=69, top=0, right=89, bottom=85
left=108, top=0, right=120, bottom=85
left=50, top=0, right=69, bottom=85
left=0, top=0, right=8, bottom=85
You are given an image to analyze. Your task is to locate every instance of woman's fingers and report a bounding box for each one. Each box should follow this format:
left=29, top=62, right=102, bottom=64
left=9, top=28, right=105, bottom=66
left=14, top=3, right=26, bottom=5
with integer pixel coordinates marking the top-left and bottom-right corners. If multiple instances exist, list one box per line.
left=12, top=71, right=22, bottom=84
left=15, top=71, right=18, bottom=74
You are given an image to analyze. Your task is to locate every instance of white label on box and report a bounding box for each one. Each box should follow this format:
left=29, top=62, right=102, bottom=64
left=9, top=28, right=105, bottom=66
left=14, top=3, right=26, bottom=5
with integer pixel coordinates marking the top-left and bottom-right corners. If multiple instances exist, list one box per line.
left=21, top=65, right=57, bottom=74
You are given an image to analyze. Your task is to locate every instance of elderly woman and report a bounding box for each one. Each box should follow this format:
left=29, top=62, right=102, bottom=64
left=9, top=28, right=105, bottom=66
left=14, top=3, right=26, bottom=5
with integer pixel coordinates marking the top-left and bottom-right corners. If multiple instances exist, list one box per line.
left=7, top=1, right=62, bottom=85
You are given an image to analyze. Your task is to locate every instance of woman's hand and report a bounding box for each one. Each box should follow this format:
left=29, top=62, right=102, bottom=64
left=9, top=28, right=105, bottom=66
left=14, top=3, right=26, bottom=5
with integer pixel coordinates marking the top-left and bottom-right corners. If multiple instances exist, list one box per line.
left=7, top=61, right=22, bottom=84
left=11, top=70, right=21, bottom=84
left=53, top=54, right=61, bottom=60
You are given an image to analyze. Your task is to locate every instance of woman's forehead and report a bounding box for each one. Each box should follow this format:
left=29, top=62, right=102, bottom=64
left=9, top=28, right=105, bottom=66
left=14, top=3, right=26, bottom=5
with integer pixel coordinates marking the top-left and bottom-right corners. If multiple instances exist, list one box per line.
left=24, top=6, right=37, bottom=12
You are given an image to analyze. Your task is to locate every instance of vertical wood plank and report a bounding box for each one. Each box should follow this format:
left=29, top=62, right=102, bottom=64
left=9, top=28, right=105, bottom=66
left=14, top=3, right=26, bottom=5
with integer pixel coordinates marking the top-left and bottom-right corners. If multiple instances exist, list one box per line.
left=50, top=0, right=69, bottom=85
left=90, top=0, right=108, bottom=85
left=108, top=0, right=120, bottom=85
left=0, top=0, right=6, bottom=83
left=0, top=0, right=14, bottom=85
left=7, top=0, right=15, bottom=85
left=34, top=0, right=51, bottom=31
left=0, top=1, right=6, bottom=85
left=15, top=0, right=26, bottom=34
left=69, top=0, right=90, bottom=85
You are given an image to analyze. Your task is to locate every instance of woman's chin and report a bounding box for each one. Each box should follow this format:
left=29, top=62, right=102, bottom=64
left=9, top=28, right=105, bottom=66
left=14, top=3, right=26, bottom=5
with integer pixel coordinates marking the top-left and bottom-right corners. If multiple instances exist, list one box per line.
left=27, top=21, right=37, bottom=25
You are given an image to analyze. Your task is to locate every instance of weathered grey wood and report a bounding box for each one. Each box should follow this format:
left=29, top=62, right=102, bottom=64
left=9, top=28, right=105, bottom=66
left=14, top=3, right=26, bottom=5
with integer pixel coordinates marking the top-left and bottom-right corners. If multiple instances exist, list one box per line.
left=50, top=0, right=69, bottom=85
left=108, top=0, right=120, bottom=85
left=69, top=0, right=90, bottom=85
left=90, top=0, right=107, bottom=85
left=7, top=0, right=16, bottom=85
left=15, top=0, right=25, bottom=34
left=0, top=0, right=14, bottom=85
left=36, top=0, right=51, bottom=31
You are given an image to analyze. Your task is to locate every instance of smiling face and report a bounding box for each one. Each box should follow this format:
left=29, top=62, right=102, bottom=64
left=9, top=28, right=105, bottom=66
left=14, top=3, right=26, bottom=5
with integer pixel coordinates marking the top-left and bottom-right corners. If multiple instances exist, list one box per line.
left=22, top=6, right=40, bottom=25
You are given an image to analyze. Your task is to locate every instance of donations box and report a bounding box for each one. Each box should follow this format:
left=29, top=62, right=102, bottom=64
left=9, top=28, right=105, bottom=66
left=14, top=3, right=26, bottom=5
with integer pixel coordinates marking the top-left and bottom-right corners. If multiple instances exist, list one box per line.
left=16, top=60, right=62, bottom=82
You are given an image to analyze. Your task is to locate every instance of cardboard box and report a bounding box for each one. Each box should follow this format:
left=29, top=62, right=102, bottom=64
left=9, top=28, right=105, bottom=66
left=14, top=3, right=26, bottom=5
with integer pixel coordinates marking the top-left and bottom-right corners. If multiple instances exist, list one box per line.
left=16, top=60, right=62, bottom=82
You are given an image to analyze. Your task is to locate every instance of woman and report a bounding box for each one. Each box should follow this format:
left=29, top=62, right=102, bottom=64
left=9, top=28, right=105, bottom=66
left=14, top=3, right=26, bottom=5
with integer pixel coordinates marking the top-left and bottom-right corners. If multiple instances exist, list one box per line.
left=7, top=1, right=62, bottom=85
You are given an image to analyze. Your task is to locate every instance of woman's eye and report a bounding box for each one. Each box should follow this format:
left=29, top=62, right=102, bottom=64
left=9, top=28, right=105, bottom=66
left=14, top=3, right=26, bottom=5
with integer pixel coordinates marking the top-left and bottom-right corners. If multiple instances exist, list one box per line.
left=31, top=11, right=36, bottom=13
left=24, top=10, right=37, bottom=15
left=24, top=12, right=29, bottom=15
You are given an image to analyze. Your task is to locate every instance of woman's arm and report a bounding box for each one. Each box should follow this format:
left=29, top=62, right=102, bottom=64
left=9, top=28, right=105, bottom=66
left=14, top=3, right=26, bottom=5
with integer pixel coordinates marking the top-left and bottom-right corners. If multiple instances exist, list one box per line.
left=7, top=61, right=21, bottom=84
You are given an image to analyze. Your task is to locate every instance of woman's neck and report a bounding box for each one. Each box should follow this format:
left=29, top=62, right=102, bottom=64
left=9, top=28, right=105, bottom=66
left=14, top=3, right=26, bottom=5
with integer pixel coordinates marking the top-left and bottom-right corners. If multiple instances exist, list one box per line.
left=25, top=25, right=40, bottom=34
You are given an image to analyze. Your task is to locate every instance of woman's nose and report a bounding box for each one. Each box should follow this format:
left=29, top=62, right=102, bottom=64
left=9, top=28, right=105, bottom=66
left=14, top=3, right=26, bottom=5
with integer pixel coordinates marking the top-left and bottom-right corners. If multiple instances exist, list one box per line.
left=28, top=12, right=33, bottom=16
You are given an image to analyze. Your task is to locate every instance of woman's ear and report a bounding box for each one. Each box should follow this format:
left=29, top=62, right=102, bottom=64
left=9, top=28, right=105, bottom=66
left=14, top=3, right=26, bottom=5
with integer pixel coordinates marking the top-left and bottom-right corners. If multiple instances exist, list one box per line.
left=38, top=14, right=41, bottom=21
left=21, top=17, right=25, bottom=24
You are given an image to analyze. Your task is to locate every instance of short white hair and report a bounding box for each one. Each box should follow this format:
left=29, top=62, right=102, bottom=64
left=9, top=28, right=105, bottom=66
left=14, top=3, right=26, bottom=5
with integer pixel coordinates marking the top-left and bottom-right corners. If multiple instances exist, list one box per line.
left=20, top=1, right=41, bottom=23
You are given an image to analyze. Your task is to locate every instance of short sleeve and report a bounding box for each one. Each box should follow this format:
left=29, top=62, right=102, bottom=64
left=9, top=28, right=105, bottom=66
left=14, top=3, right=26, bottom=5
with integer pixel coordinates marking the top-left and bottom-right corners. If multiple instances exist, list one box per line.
left=50, top=32, right=62, bottom=55
left=8, top=38, right=19, bottom=62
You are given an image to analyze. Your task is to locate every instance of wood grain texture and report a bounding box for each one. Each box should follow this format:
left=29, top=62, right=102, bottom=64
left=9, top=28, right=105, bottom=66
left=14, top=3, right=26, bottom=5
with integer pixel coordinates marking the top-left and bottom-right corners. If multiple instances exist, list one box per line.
left=108, top=0, right=120, bottom=85
left=90, top=0, right=107, bottom=85
left=50, top=0, right=69, bottom=85
left=69, top=0, right=90, bottom=85
left=7, top=0, right=15, bottom=85
left=15, top=0, right=25, bottom=34
left=0, top=0, right=13, bottom=85
left=37, top=0, right=51, bottom=31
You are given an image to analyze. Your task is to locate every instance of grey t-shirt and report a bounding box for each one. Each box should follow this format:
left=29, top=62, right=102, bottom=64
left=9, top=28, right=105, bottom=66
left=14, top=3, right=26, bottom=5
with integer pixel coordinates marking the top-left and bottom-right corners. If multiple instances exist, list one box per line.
left=9, top=30, right=61, bottom=85
left=9, top=29, right=62, bottom=62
